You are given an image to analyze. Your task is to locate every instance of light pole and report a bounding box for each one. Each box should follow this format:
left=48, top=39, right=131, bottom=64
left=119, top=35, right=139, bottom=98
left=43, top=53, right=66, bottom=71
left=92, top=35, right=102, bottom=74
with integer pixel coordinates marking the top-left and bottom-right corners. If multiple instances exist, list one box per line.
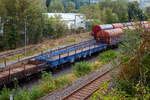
left=24, top=17, right=27, bottom=57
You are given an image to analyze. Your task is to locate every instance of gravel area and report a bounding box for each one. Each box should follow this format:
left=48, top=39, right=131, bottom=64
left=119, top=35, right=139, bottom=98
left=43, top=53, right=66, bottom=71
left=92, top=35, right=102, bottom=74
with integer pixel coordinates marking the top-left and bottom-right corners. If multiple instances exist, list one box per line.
left=39, top=62, right=114, bottom=100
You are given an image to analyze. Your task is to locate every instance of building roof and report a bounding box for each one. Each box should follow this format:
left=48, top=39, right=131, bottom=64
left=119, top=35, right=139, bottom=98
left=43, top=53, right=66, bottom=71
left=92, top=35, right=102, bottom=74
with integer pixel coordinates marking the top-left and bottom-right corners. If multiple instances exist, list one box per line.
left=43, top=13, right=85, bottom=21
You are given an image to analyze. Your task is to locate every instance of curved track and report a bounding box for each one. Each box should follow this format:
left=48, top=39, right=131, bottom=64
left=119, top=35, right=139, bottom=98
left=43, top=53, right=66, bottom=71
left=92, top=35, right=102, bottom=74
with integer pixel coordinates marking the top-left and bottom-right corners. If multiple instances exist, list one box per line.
left=62, top=69, right=111, bottom=100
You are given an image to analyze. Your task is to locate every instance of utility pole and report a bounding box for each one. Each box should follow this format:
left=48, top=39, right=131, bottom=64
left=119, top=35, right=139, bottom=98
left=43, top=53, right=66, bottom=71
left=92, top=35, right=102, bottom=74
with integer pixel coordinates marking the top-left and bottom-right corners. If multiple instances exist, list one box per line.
left=24, top=17, right=27, bottom=57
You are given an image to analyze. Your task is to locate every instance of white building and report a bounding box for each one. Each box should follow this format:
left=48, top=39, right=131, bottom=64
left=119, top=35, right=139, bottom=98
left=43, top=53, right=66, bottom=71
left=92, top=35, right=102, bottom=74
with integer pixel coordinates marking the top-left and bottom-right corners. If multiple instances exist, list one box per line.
left=90, top=0, right=102, bottom=4
left=44, top=13, right=86, bottom=29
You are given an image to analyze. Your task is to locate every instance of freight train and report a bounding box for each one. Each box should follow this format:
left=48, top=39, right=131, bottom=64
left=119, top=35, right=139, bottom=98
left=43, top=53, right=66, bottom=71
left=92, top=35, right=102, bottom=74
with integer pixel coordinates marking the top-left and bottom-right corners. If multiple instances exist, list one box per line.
left=91, top=21, right=150, bottom=44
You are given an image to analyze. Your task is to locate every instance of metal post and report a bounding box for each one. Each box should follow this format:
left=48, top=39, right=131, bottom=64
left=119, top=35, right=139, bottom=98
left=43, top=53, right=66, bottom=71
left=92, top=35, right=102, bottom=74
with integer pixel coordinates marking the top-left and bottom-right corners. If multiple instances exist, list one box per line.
left=82, top=46, right=84, bottom=52
left=36, top=63, right=39, bottom=73
left=24, top=63, right=26, bottom=77
left=4, top=58, right=6, bottom=67
left=75, top=48, right=76, bottom=54
left=59, top=54, right=61, bottom=64
left=8, top=66, right=11, bottom=83
left=41, top=50, right=43, bottom=56
left=68, top=49, right=69, bottom=56
left=18, top=56, right=20, bottom=62
left=24, top=17, right=27, bottom=57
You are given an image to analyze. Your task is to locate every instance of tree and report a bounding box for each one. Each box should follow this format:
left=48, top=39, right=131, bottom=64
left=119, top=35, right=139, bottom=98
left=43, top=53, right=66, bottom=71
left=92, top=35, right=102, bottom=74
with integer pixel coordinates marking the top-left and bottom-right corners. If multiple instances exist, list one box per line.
left=113, top=0, right=128, bottom=22
left=0, top=0, right=45, bottom=50
left=48, top=0, right=64, bottom=12
left=65, top=1, right=75, bottom=13
left=146, top=6, right=150, bottom=18
left=105, top=8, right=119, bottom=24
left=127, top=1, right=147, bottom=21
left=44, top=15, right=67, bottom=39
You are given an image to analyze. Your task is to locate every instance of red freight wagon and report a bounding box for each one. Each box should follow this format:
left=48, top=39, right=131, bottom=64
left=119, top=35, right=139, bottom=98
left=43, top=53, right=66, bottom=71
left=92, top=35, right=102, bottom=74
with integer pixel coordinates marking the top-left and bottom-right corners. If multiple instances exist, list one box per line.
left=92, top=24, right=113, bottom=38
left=95, top=28, right=123, bottom=44
left=112, top=23, right=124, bottom=29
left=141, top=21, right=148, bottom=24
left=144, top=24, right=150, bottom=29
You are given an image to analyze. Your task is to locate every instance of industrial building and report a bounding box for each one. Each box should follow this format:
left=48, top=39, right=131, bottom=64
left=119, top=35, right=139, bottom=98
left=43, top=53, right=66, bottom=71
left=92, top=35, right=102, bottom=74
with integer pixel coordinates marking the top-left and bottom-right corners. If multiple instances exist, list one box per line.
left=44, top=13, right=86, bottom=29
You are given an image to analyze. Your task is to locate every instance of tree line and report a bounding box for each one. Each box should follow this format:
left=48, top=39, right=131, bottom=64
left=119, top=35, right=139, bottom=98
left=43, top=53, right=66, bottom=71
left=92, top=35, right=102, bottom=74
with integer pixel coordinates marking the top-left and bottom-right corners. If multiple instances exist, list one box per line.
left=0, top=0, right=150, bottom=51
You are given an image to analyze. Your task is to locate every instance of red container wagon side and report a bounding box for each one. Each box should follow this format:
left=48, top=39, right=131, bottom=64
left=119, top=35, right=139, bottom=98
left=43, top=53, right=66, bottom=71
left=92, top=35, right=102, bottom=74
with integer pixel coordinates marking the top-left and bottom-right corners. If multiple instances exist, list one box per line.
left=95, top=28, right=123, bottom=44
left=141, top=21, right=148, bottom=24
left=143, top=24, right=150, bottom=29
left=112, top=23, right=124, bottom=29
left=92, top=24, right=113, bottom=38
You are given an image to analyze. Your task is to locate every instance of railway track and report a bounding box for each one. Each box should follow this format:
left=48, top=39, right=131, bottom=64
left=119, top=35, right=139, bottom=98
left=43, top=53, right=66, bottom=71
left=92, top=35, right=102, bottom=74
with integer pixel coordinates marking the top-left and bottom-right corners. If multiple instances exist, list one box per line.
left=62, top=68, right=111, bottom=100
left=0, top=45, right=39, bottom=59
left=0, top=39, right=94, bottom=68
left=0, top=39, right=95, bottom=85
left=0, top=39, right=93, bottom=59
left=0, top=32, right=91, bottom=59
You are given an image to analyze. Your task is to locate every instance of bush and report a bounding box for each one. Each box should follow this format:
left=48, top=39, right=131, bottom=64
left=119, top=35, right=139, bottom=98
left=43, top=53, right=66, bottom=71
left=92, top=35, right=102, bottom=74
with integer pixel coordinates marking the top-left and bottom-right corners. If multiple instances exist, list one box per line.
left=90, top=61, right=102, bottom=71
left=91, top=82, right=150, bottom=100
left=54, top=75, right=72, bottom=88
left=39, top=72, right=56, bottom=94
left=29, top=86, right=43, bottom=100
left=98, top=50, right=118, bottom=63
left=14, top=89, right=30, bottom=100
left=73, top=62, right=92, bottom=77
left=0, top=87, right=10, bottom=100
left=39, top=81, right=56, bottom=94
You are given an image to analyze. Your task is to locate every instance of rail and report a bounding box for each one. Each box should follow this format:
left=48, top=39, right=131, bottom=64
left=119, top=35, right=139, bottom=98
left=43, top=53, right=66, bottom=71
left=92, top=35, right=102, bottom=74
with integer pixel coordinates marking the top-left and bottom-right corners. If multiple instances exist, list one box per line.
left=62, top=64, right=113, bottom=100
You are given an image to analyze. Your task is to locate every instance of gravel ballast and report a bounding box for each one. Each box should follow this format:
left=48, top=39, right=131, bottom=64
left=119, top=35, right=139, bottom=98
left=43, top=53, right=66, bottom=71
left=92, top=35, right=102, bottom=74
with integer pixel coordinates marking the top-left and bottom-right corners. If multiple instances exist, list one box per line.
left=39, top=62, right=114, bottom=100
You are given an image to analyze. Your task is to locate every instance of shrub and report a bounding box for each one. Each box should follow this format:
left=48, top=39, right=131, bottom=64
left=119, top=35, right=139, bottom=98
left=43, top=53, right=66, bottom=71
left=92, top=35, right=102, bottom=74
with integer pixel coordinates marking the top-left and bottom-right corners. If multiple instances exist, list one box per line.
left=41, top=71, right=53, bottom=82
left=29, top=86, right=43, bottom=100
left=98, top=50, right=118, bottom=63
left=90, top=61, right=102, bottom=71
left=73, top=62, right=92, bottom=77
left=54, top=75, right=72, bottom=88
left=39, top=81, right=56, bottom=94
left=14, top=89, right=30, bottom=100
left=0, top=87, right=10, bottom=100
left=91, top=82, right=150, bottom=100
left=39, top=72, right=56, bottom=94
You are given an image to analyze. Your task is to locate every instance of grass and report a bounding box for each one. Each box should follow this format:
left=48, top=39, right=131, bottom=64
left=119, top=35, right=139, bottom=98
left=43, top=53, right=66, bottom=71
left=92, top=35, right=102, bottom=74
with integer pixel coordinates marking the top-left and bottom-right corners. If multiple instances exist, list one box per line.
left=73, top=62, right=92, bottom=77
left=0, top=50, right=118, bottom=100
left=98, top=50, right=118, bottom=63
left=0, top=32, right=90, bottom=65
left=0, top=87, right=10, bottom=100
left=90, top=61, right=102, bottom=71
left=0, top=72, right=74, bottom=100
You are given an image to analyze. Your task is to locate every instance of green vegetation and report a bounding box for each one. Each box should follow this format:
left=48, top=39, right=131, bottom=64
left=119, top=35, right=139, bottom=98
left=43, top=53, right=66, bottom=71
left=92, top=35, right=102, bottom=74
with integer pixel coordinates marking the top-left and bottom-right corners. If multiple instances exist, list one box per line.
left=43, top=15, right=68, bottom=39
left=73, top=50, right=118, bottom=77
left=0, top=0, right=150, bottom=51
left=0, top=87, right=11, bottom=100
left=0, top=49, right=118, bottom=100
left=91, top=26, right=150, bottom=99
left=0, top=72, right=73, bottom=100
left=98, top=50, right=118, bottom=63
left=73, top=61, right=92, bottom=77
left=91, top=82, right=150, bottom=100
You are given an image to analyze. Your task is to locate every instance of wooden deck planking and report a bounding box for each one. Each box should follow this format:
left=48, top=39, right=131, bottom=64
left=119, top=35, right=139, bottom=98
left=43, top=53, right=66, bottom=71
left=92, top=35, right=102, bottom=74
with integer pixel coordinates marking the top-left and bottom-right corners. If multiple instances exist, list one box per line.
left=46, top=45, right=99, bottom=61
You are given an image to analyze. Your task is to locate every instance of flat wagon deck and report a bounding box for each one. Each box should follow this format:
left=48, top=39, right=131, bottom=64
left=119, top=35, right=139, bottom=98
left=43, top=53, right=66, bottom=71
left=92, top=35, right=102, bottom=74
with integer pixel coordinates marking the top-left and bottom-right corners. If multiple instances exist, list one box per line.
left=0, top=40, right=109, bottom=85
left=36, top=41, right=107, bottom=67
